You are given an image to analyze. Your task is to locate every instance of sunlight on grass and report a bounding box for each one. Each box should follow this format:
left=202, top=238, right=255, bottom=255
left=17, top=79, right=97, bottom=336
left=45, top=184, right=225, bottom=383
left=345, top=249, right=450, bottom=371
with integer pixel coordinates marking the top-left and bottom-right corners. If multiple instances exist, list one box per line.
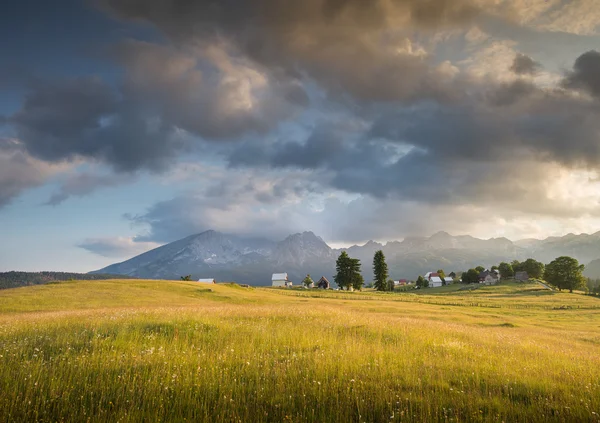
left=0, top=280, right=599, bottom=422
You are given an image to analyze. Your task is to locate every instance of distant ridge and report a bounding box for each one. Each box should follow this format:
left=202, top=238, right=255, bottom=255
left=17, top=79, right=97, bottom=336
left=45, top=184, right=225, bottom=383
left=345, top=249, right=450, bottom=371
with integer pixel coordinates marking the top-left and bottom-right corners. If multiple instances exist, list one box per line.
left=0, top=271, right=137, bottom=290
left=91, top=230, right=600, bottom=285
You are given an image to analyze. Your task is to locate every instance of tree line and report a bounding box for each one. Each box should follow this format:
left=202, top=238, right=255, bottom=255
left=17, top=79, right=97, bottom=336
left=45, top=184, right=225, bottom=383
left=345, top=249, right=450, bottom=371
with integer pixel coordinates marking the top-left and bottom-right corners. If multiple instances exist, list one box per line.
left=0, top=271, right=137, bottom=290
left=332, top=251, right=589, bottom=294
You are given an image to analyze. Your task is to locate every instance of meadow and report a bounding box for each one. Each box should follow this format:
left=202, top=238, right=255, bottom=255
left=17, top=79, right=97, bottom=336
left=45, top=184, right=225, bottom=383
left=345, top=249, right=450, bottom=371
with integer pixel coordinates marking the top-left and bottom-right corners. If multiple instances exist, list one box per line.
left=0, top=280, right=599, bottom=422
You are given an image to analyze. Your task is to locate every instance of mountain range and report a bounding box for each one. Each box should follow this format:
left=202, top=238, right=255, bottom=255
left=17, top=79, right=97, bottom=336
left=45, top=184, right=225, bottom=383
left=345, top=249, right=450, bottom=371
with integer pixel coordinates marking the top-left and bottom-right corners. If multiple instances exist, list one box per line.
left=92, top=230, right=600, bottom=285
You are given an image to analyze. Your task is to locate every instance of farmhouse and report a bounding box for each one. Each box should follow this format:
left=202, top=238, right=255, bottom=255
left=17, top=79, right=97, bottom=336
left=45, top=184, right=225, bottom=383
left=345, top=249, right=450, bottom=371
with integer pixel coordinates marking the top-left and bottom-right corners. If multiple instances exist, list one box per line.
left=317, top=276, right=330, bottom=289
left=429, top=276, right=443, bottom=288
left=515, top=271, right=529, bottom=281
left=272, top=273, right=291, bottom=287
left=197, top=278, right=216, bottom=284
left=424, top=272, right=443, bottom=288
left=478, top=270, right=499, bottom=285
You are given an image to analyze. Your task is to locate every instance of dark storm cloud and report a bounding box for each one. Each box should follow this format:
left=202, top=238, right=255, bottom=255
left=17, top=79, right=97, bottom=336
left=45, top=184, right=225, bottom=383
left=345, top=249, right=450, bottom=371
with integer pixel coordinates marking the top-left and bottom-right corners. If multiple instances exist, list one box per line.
left=510, top=53, right=541, bottom=75
left=7, top=40, right=307, bottom=172
left=562, top=50, right=600, bottom=98
left=100, top=0, right=478, bottom=104
left=227, top=68, right=600, bottom=207
left=9, top=76, right=182, bottom=171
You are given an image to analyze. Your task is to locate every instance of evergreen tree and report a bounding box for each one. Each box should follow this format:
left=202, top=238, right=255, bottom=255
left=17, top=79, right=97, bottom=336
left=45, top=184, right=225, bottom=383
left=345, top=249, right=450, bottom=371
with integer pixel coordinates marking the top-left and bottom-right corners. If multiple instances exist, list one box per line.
left=415, top=276, right=426, bottom=288
left=335, top=252, right=364, bottom=291
left=373, top=250, right=389, bottom=291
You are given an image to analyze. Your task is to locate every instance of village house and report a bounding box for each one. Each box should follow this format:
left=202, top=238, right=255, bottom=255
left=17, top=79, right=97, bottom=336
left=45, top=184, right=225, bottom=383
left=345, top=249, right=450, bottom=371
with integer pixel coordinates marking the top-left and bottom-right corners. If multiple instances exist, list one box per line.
left=272, top=273, right=291, bottom=287
left=515, top=271, right=529, bottom=281
left=197, top=278, right=216, bottom=284
left=424, top=272, right=443, bottom=288
left=394, top=279, right=408, bottom=286
left=478, top=270, right=499, bottom=285
left=317, top=276, right=330, bottom=289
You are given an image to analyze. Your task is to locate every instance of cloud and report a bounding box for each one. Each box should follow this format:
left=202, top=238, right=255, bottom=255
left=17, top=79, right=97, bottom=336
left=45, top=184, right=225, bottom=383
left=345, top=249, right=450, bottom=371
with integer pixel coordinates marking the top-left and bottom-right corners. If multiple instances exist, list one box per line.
left=45, top=171, right=135, bottom=206
left=510, top=53, right=541, bottom=75
left=6, top=41, right=307, bottom=173
left=100, top=0, right=481, bottom=104
left=0, top=138, right=68, bottom=208
left=562, top=50, right=600, bottom=97
left=8, top=76, right=182, bottom=172
left=126, top=167, right=325, bottom=243
left=78, top=236, right=160, bottom=258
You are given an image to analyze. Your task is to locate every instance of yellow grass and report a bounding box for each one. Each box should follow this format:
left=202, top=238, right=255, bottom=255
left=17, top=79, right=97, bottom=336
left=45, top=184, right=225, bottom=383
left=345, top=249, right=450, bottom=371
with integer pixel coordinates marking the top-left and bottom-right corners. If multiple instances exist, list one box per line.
left=0, top=280, right=599, bottom=422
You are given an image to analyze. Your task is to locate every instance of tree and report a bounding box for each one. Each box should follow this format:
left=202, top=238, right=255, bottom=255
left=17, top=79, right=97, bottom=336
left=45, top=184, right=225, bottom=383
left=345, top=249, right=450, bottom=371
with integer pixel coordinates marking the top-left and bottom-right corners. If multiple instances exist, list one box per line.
left=180, top=275, right=192, bottom=281
left=352, top=272, right=365, bottom=291
left=373, top=250, right=389, bottom=291
left=302, top=274, right=314, bottom=288
left=490, top=265, right=499, bottom=272
left=544, top=256, right=585, bottom=293
left=462, top=268, right=480, bottom=284
left=334, top=251, right=363, bottom=291
left=387, top=279, right=395, bottom=292
left=498, top=262, right=514, bottom=279
left=437, top=269, right=446, bottom=279
left=475, top=266, right=485, bottom=273
left=511, top=260, right=524, bottom=272
left=522, top=258, right=545, bottom=279
left=415, top=276, right=426, bottom=288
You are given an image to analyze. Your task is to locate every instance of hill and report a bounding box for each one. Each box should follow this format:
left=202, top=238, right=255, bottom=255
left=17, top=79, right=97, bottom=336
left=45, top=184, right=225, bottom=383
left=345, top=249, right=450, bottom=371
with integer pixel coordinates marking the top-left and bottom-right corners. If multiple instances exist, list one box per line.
left=0, top=271, right=136, bottom=290
left=93, top=229, right=600, bottom=285
left=0, top=280, right=599, bottom=421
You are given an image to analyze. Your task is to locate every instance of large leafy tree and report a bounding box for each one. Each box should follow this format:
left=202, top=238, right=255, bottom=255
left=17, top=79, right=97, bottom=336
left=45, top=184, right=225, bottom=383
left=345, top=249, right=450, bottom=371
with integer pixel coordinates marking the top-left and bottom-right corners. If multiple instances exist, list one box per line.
left=545, top=256, right=585, bottom=293
left=302, top=274, right=314, bottom=287
left=475, top=266, right=485, bottom=273
left=498, top=262, right=514, bottom=279
left=335, top=252, right=363, bottom=291
left=437, top=269, right=446, bottom=279
left=373, top=250, right=389, bottom=291
left=522, top=258, right=545, bottom=279
left=462, top=268, right=480, bottom=284
left=511, top=260, right=523, bottom=272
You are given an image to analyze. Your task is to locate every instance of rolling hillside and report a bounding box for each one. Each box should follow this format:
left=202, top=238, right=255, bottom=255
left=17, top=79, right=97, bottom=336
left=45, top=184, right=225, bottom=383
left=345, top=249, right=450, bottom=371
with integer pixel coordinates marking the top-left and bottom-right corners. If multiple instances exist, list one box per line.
left=0, top=280, right=599, bottom=422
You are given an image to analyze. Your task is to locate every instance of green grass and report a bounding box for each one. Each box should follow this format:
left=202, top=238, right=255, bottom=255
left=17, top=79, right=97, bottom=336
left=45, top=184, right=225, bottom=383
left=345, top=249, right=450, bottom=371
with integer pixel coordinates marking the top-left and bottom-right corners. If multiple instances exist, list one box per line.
left=1, top=280, right=599, bottom=422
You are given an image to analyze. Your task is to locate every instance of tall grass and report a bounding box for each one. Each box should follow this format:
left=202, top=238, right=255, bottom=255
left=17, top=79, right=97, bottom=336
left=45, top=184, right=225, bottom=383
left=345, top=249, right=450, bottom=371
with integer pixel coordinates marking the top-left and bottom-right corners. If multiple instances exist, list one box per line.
left=0, top=281, right=599, bottom=422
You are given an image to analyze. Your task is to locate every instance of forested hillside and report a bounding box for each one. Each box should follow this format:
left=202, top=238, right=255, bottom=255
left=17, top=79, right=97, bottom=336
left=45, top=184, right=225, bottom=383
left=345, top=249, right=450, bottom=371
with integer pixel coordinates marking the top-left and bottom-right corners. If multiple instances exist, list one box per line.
left=0, top=271, right=136, bottom=290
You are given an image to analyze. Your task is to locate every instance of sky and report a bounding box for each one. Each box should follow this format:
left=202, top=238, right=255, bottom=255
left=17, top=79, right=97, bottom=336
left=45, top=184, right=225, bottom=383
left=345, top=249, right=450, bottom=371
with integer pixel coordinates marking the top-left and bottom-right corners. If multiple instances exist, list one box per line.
left=3, top=0, right=600, bottom=272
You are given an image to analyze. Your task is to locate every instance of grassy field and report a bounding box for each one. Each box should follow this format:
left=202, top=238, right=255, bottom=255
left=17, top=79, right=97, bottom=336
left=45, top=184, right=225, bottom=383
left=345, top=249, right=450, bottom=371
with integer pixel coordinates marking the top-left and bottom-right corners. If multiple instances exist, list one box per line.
left=1, top=280, right=599, bottom=422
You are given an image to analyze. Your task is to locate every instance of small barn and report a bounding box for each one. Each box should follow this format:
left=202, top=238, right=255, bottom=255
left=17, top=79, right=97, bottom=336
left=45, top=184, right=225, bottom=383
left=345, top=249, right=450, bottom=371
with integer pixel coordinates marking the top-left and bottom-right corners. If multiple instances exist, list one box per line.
left=197, top=278, right=216, bottom=284
left=515, top=271, right=529, bottom=281
left=429, top=276, right=443, bottom=288
left=444, top=277, right=454, bottom=285
left=317, top=276, right=330, bottom=289
left=272, top=273, right=289, bottom=287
